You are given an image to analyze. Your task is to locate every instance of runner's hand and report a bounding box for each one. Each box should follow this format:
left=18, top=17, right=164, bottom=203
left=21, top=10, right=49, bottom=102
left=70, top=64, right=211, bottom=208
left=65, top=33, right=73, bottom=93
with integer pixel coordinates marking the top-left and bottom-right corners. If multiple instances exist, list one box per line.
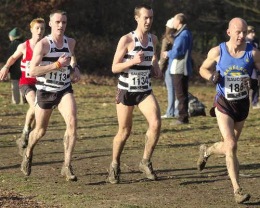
left=57, top=53, right=71, bottom=67
left=132, top=50, right=144, bottom=65
left=0, top=66, right=9, bottom=81
left=210, top=71, right=221, bottom=85
left=70, top=65, right=81, bottom=83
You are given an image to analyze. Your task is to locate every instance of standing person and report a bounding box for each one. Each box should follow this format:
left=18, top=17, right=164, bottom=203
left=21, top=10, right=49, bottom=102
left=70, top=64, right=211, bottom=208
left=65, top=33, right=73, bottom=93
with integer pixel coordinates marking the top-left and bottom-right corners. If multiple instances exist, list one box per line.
left=162, top=13, right=193, bottom=125
left=197, top=17, right=260, bottom=204
left=20, top=10, right=81, bottom=181
left=246, top=25, right=260, bottom=109
left=159, top=18, right=179, bottom=119
left=0, top=18, right=46, bottom=156
left=107, top=4, right=162, bottom=184
left=7, top=27, right=23, bottom=104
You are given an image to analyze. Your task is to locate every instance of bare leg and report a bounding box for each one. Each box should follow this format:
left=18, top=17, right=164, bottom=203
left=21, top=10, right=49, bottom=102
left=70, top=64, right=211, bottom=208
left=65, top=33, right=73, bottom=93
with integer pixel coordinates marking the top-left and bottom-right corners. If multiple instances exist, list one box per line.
left=17, top=90, right=37, bottom=155
left=26, top=105, right=52, bottom=157
left=138, top=94, right=161, bottom=160
left=58, top=93, right=77, bottom=181
left=138, top=94, right=161, bottom=180
left=21, top=104, right=52, bottom=176
left=207, top=141, right=225, bottom=155
left=215, top=108, right=243, bottom=192
left=112, top=103, right=134, bottom=164
left=108, top=103, right=134, bottom=184
left=23, top=90, right=36, bottom=132
left=58, top=93, right=77, bottom=167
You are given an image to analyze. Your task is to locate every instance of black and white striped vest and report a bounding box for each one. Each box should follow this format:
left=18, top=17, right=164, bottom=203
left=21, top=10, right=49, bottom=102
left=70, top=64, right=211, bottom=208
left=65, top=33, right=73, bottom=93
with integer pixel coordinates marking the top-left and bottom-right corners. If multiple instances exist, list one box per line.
left=36, top=35, right=71, bottom=92
left=117, top=31, right=153, bottom=92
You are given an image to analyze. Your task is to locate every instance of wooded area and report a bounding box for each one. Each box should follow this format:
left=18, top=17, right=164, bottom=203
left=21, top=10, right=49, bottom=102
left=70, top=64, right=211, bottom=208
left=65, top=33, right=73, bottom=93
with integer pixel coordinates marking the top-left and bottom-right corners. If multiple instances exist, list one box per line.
left=0, top=0, right=260, bottom=76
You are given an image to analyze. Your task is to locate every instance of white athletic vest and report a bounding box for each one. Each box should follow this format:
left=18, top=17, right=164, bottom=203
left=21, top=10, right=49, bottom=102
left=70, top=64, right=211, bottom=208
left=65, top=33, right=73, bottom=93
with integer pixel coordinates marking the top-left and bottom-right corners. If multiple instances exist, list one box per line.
left=117, top=31, right=153, bottom=92
left=36, top=35, right=72, bottom=92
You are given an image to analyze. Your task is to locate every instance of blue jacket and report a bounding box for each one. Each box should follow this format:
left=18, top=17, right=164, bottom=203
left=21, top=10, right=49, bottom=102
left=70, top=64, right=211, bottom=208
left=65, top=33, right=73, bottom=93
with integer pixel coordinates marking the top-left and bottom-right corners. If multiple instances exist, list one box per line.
left=167, top=25, right=193, bottom=76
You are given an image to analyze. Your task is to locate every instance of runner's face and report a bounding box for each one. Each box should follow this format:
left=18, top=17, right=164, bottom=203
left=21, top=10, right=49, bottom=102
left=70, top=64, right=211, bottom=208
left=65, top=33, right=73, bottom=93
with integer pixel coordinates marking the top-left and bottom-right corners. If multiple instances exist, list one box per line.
left=31, top=23, right=45, bottom=40
left=136, top=8, right=153, bottom=32
left=228, top=21, right=247, bottom=45
left=50, top=13, right=67, bottom=35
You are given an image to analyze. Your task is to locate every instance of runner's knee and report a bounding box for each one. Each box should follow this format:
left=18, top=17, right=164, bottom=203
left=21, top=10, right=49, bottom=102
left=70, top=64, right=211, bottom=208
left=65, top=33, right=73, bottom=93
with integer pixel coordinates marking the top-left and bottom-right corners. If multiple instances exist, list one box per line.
left=117, top=127, right=131, bottom=140
left=224, top=140, right=237, bottom=154
left=35, top=128, right=47, bottom=139
left=148, top=118, right=161, bottom=132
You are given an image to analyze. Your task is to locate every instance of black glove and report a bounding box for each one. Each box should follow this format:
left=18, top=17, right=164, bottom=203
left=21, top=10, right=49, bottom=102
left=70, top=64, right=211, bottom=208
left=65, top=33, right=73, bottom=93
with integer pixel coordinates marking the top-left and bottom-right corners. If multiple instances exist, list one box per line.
left=210, top=71, right=221, bottom=85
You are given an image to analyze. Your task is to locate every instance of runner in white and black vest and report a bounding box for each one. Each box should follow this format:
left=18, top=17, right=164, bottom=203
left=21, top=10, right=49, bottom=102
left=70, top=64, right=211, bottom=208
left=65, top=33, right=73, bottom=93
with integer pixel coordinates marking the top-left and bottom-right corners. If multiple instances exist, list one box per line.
left=20, top=10, right=81, bottom=182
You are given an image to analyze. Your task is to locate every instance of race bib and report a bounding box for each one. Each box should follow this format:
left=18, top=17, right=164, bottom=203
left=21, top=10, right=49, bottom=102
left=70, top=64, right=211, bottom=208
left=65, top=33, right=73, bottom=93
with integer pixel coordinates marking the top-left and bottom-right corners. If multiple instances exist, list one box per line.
left=45, top=68, right=68, bottom=86
left=225, top=74, right=249, bottom=101
left=128, top=70, right=150, bottom=92
left=25, top=61, right=31, bottom=78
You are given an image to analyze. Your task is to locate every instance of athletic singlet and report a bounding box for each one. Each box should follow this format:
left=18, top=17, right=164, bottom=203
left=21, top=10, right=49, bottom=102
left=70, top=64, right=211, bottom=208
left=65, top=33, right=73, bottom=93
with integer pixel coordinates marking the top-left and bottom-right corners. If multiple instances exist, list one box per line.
left=117, top=31, right=153, bottom=92
left=36, top=35, right=71, bottom=92
left=19, top=40, right=37, bottom=86
left=216, top=42, right=254, bottom=101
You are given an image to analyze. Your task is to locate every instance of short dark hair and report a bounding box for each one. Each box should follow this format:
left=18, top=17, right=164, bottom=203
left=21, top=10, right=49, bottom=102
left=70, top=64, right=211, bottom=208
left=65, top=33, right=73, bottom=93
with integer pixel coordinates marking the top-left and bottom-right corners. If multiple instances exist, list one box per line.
left=134, top=4, right=152, bottom=16
left=50, top=10, right=67, bottom=19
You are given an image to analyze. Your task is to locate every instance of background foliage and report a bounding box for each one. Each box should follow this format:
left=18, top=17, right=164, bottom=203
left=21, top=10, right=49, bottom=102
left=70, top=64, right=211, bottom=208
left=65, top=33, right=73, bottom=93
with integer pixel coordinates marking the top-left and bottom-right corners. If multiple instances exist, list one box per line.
left=0, top=0, right=260, bottom=76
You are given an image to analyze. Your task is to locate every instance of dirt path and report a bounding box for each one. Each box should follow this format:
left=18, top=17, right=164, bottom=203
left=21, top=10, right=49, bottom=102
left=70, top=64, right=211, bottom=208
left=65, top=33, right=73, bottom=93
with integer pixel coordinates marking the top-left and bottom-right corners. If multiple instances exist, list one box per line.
left=0, top=81, right=260, bottom=208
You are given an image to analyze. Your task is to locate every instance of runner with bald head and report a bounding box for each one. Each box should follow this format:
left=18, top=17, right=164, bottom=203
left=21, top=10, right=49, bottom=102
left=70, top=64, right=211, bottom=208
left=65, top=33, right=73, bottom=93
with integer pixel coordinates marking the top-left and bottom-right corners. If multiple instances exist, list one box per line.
left=197, top=17, right=260, bottom=204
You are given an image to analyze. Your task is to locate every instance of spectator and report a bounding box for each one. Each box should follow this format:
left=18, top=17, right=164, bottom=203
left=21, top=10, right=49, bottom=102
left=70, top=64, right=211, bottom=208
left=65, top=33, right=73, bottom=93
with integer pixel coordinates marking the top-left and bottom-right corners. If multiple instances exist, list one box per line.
left=160, top=18, right=179, bottom=119
left=162, top=13, right=193, bottom=125
left=7, top=27, right=23, bottom=104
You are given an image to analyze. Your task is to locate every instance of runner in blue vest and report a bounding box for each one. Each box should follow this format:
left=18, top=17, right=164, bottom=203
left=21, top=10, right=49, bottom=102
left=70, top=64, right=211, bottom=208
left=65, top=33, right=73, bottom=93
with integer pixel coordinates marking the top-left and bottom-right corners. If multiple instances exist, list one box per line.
left=197, top=17, right=260, bottom=204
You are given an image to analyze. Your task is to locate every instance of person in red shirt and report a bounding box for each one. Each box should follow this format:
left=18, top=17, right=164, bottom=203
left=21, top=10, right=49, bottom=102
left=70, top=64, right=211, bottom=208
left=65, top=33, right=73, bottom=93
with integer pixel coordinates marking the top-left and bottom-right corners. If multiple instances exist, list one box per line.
left=0, top=18, right=46, bottom=155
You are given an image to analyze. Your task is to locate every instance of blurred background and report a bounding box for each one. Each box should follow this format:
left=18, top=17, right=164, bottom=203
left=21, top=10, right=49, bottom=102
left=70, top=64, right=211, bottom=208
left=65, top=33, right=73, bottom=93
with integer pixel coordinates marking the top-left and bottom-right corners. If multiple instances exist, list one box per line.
left=0, top=0, right=260, bottom=79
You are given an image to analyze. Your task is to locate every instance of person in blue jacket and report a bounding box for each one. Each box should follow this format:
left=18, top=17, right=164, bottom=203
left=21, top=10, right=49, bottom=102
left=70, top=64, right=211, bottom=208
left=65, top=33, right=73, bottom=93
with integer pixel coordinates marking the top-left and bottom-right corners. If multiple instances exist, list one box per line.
left=162, top=13, right=193, bottom=125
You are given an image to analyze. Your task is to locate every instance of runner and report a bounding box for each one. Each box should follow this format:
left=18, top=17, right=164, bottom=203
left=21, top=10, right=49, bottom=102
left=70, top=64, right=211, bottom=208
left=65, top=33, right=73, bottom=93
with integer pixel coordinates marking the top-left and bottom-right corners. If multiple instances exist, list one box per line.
left=20, top=10, right=81, bottom=181
left=197, top=17, right=260, bottom=204
left=107, top=4, right=162, bottom=184
left=0, top=18, right=46, bottom=156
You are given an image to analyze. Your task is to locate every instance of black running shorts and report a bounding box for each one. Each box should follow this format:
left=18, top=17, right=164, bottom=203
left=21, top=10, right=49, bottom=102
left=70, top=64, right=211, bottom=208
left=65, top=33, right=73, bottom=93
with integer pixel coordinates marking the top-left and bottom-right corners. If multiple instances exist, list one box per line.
left=36, top=85, right=73, bottom=109
left=209, top=93, right=249, bottom=122
left=115, top=88, right=152, bottom=106
left=19, top=84, right=37, bottom=97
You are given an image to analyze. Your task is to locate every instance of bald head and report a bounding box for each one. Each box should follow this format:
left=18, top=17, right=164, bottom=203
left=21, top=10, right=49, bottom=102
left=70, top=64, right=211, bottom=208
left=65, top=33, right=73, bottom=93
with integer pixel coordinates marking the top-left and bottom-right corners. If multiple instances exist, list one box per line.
left=228, top=17, right=247, bottom=30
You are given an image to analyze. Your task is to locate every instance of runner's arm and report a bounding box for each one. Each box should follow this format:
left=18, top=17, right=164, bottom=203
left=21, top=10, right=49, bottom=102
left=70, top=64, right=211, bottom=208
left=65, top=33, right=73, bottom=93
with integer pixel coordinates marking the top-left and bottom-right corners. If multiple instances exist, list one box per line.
left=68, top=38, right=80, bottom=83
left=30, top=38, right=71, bottom=77
left=199, top=46, right=220, bottom=81
left=0, top=43, right=24, bottom=80
left=112, top=35, right=144, bottom=74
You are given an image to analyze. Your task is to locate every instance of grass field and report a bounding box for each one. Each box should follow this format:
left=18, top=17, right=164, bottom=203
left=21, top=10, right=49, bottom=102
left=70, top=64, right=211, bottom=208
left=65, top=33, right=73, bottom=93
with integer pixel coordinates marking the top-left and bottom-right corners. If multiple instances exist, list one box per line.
left=0, top=77, right=260, bottom=208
